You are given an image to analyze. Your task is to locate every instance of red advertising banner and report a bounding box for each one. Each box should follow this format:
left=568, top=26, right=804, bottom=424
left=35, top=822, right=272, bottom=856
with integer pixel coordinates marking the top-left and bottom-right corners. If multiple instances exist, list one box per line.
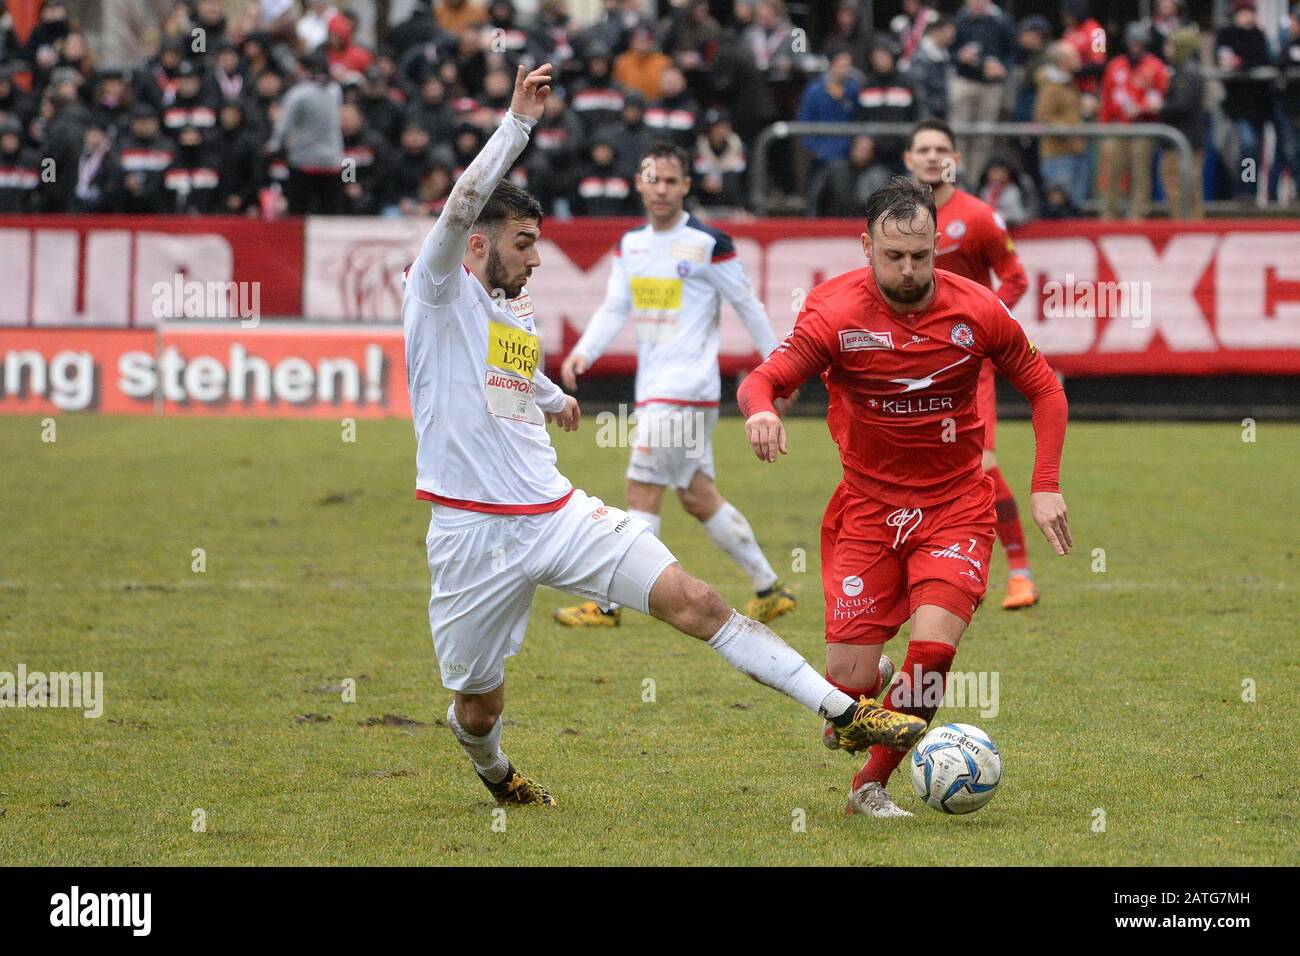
left=303, top=217, right=1300, bottom=377
left=0, top=325, right=407, bottom=418
left=0, top=216, right=303, bottom=327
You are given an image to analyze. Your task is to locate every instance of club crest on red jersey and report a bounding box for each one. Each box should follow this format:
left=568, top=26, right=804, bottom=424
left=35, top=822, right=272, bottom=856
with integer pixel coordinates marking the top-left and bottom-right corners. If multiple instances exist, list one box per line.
left=945, top=220, right=966, bottom=239
left=950, top=323, right=975, bottom=348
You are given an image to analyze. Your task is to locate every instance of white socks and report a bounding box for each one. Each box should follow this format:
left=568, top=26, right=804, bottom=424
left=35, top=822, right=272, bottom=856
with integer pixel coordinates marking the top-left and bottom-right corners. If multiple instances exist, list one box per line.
left=707, top=611, right=854, bottom=719
left=446, top=701, right=510, bottom=783
left=703, top=502, right=779, bottom=592
left=629, top=508, right=661, bottom=537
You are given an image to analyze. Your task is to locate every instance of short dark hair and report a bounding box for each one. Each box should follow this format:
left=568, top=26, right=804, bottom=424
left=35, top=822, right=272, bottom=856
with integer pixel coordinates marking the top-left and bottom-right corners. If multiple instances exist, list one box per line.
left=474, top=180, right=544, bottom=234
left=907, top=118, right=956, bottom=152
left=639, top=141, right=691, bottom=181
left=865, top=175, right=937, bottom=236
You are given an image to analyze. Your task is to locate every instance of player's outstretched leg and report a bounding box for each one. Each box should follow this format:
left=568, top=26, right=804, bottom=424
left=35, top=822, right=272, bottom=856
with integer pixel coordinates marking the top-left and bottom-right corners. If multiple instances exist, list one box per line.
left=985, top=454, right=1038, bottom=610
left=677, top=473, right=796, bottom=625
left=446, top=689, right=555, bottom=807
left=616, top=532, right=924, bottom=751
left=846, top=605, right=963, bottom=818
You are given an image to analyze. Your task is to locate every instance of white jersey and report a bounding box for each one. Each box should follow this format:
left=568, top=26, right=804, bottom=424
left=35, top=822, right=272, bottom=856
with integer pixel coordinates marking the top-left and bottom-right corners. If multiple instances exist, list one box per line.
left=571, top=211, right=779, bottom=407
left=403, top=110, right=571, bottom=512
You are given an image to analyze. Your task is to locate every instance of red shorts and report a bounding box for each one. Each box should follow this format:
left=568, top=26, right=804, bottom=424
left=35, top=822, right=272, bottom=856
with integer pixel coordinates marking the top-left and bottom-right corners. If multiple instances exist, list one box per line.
left=977, top=359, right=997, bottom=452
left=820, top=478, right=996, bottom=645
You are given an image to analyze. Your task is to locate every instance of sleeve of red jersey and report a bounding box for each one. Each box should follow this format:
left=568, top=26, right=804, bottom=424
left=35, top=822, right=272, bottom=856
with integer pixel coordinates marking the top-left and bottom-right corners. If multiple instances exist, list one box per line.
left=979, top=208, right=1029, bottom=309
left=736, top=298, right=836, bottom=418
left=983, top=296, right=1068, bottom=494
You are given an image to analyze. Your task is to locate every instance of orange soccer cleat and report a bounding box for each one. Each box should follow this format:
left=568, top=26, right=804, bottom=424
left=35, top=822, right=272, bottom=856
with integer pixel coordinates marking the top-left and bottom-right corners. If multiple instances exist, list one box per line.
left=1002, top=574, right=1039, bottom=610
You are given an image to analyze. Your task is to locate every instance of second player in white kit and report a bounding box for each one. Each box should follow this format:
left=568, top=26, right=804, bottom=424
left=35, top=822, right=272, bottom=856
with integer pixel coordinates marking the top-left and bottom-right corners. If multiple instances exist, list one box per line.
left=556, top=142, right=797, bottom=629
left=405, top=64, right=928, bottom=807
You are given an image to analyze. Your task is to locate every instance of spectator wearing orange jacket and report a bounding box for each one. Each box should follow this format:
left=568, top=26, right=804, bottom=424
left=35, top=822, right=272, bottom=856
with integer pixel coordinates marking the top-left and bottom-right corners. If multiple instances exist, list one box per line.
left=1096, top=23, right=1168, bottom=219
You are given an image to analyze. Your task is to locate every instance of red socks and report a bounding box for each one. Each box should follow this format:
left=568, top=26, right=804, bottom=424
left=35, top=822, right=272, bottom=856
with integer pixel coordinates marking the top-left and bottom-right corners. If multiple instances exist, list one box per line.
left=852, top=640, right=956, bottom=790
left=988, top=466, right=1030, bottom=573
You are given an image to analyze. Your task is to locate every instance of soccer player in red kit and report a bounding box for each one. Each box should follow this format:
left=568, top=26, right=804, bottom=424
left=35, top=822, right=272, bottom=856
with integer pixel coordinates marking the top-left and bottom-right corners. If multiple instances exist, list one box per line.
left=904, top=119, right=1040, bottom=610
left=737, top=177, right=1071, bottom=817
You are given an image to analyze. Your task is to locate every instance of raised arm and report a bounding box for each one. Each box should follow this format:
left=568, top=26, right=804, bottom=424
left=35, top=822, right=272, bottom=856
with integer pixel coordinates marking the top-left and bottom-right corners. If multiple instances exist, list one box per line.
left=412, top=64, right=552, bottom=293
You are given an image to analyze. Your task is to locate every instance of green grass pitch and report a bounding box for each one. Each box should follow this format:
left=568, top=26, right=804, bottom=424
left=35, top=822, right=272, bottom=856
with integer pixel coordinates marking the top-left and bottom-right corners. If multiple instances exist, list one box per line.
left=0, top=413, right=1295, bottom=865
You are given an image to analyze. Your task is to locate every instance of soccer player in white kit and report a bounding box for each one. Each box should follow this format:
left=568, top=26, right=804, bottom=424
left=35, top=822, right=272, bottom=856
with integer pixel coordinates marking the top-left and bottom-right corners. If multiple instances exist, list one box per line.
left=554, top=141, right=797, bottom=630
left=405, top=64, right=927, bottom=807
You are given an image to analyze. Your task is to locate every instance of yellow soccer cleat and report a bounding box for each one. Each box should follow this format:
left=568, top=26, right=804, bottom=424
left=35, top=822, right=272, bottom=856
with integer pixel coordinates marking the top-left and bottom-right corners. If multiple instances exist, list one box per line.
left=1002, top=574, right=1039, bottom=610
left=822, top=655, right=895, bottom=750
left=479, top=763, right=556, bottom=806
left=745, top=582, right=797, bottom=624
left=553, top=601, right=621, bottom=627
left=830, top=696, right=928, bottom=754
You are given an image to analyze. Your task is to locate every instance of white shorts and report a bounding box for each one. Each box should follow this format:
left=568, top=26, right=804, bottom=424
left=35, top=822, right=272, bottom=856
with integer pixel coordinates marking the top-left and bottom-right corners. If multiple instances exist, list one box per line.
left=625, top=403, right=720, bottom=490
left=425, top=488, right=677, bottom=694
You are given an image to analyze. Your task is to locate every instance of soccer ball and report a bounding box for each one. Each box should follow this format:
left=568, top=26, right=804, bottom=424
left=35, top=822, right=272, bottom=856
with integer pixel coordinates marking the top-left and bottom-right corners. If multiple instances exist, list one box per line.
left=910, top=722, right=1001, bottom=814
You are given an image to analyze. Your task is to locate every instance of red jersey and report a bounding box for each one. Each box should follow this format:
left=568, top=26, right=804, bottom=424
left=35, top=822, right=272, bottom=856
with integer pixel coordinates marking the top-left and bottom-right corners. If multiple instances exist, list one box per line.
left=935, top=188, right=1027, bottom=308
left=738, top=267, right=1066, bottom=508
left=1100, top=53, right=1169, bottom=124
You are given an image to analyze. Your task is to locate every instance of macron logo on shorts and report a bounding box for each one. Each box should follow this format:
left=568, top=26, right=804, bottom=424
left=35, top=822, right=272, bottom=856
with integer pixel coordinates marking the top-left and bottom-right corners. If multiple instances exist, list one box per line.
left=441, top=661, right=469, bottom=676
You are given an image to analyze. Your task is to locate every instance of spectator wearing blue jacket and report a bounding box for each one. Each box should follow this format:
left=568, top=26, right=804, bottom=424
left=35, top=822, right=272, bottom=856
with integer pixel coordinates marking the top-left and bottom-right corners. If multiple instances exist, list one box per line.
left=796, top=51, right=860, bottom=167
left=950, top=0, right=1015, bottom=182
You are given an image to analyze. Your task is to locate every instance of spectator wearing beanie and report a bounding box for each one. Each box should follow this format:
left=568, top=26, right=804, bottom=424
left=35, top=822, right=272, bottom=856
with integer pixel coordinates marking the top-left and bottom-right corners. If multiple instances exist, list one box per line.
left=855, top=40, right=919, bottom=173
left=593, top=91, right=656, bottom=179
left=570, top=43, right=626, bottom=136
left=117, top=104, right=174, bottom=214
left=0, top=117, right=42, bottom=213
left=339, top=103, right=393, bottom=216
left=1097, top=22, right=1168, bottom=219
left=1158, top=26, right=1205, bottom=218
left=693, top=107, right=749, bottom=212
left=575, top=135, right=636, bottom=216
left=644, top=66, right=699, bottom=152
left=165, top=123, right=222, bottom=214
left=215, top=100, right=262, bottom=215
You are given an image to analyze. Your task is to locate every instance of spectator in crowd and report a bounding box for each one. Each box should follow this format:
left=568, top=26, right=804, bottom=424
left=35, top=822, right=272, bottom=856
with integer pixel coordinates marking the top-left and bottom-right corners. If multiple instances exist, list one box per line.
left=891, top=0, right=939, bottom=70
left=950, top=0, right=1014, bottom=182
left=1035, top=41, right=1089, bottom=211
left=449, top=121, right=485, bottom=178
left=165, top=123, right=221, bottom=214
left=1280, top=6, right=1300, bottom=196
left=1009, top=16, right=1050, bottom=124
left=117, top=103, right=174, bottom=214
left=1142, top=0, right=1188, bottom=65
left=613, top=26, right=671, bottom=101
left=437, top=0, right=490, bottom=35
left=135, top=39, right=185, bottom=114
left=795, top=50, right=859, bottom=182
left=1097, top=23, right=1168, bottom=220
left=809, top=132, right=893, bottom=217
left=297, top=1, right=341, bottom=53
left=575, top=135, right=635, bottom=215
left=0, top=65, right=36, bottom=131
left=536, top=1, right=578, bottom=71
left=417, top=158, right=454, bottom=215
left=1040, top=180, right=1082, bottom=218
left=389, top=121, right=439, bottom=215
left=484, top=0, right=552, bottom=64
left=742, top=0, right=799, bottom=80
left=215, top=100, right=262, bottom=215
left=1159, top=26, right=1206, bottom=219
left=325, top=13, right=374, bottom=85
left=339, top=101, right=391, bottom=216
left=594, top=90, right=655, bottom=177
left=68, top=119, right=118, bottom=213
left=91, top=68, right=133, bottom=137
left=978, top=155, right=1037, bottom=226
left=471, top=67, right=516, bottom=128
left=856, top=39, right=919, bottom=172
left=579, top=0, right=650, bottom=58
left=406, top=75, right=455, bottom=145
left=570, top=43, right=625, bottom=135
left=692, top=106, right=748, bottom=213
left=39, top=70, right=94, bottom=212
left=163, top=60, right=217, bottom=136
left=1215, top=0, right=1274, bottom=200
left=533, top=85, right=586, bottom=217
left=826, top=0, right=875, bottom=74
left=349, top=66, right=404, bottom=145
left=660, top=0, right=721, bottom=77
left=0, top=116, right=41, bottom=213
left=243, top=68, right=285, bottom=136
left=207, top=42, right=248, bottom=104
left=908, top=16, right=954, bottom=120
left=388, top=1, right=440, bottom=60
left=266, top=53, right=343, bottom=215
left=645, top=66, right=699, bottom=151
left=1061, top=0, right=1107, bottom=100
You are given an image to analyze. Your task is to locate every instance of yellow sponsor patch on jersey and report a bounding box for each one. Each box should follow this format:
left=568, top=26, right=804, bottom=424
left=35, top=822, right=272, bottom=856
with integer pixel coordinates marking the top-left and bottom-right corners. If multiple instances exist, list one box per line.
left=487, top=320, right=540, bottom=379
left=629, top=277, right=684, bottom=313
